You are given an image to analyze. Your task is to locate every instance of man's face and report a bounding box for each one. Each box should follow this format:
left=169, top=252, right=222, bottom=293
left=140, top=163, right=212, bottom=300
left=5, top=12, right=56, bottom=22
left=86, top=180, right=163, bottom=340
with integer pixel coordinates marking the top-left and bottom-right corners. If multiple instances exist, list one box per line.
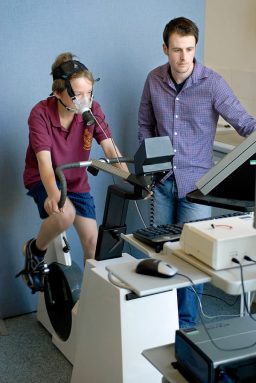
left=163, top=32, right=196, bottom=78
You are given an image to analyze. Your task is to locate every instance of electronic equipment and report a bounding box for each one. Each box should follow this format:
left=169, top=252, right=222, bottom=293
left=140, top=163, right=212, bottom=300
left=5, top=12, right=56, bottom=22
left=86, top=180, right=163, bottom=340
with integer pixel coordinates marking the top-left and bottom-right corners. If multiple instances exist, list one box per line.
left=196, top=130, right=256, bottom=201
left=37, top=137, right=175, bottom=365
left=180, top=214, right=255, bottom=270
left=133, top=223, right=183, bottom=252
left=175, top=316, right=256, bottom=383
left=55, top=136, right=174, bottom=261
left=132, top=212, right=245, bottom=253
left=134, top=136, right=174, bottom=176
left=135, top=258, right=178, bottom=278
left=95, top=184, right=130, bottom=261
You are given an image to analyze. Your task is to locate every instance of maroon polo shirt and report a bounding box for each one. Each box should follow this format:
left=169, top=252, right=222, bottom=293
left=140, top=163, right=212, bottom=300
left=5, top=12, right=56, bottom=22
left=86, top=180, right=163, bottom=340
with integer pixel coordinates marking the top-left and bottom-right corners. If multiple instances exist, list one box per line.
left=23, top=96, right=112, bottom=192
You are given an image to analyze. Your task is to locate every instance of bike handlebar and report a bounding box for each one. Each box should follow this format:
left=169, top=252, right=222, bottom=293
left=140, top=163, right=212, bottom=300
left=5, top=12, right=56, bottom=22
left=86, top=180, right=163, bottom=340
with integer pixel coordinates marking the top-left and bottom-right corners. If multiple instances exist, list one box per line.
left=55, top=157, right=138, bottom=209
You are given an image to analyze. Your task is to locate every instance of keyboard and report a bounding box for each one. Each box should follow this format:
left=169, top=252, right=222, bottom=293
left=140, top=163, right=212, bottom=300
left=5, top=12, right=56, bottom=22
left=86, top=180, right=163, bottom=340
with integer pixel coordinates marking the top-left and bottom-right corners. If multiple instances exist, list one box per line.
left=132, top=212, right=247, bottom=253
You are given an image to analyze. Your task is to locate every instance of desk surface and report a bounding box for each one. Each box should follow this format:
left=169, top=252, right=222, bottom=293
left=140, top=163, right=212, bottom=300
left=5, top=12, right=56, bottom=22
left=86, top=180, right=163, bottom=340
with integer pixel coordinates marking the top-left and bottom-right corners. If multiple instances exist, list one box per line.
left=143, top=344, right=187, bottom=383
left=106, top=256, right=210, bottom=297
left=171, top=244, right=256, bottom=295
left=122, top=234, right=256, bottom=296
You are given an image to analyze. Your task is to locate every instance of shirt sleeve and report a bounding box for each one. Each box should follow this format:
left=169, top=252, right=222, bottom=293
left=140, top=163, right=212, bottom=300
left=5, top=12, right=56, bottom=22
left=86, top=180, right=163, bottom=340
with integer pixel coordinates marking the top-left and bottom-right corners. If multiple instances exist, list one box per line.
left=91, top=101, right=112, bottom=144
left=212, top=74, right=256, bottom=136
left=28, top=103, right=52, bottom=154
left=138, top=74, right=157, bottom=143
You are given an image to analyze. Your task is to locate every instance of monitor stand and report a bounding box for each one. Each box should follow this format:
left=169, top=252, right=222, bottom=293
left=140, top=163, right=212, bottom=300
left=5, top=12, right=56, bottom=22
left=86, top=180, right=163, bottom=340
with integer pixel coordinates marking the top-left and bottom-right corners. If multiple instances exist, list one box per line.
left=186, top=189, right=254, bottom=212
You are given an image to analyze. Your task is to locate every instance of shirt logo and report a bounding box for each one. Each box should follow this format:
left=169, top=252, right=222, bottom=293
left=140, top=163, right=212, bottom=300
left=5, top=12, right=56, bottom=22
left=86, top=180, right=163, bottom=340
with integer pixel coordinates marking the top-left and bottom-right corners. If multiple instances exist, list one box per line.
left=83, top=129, right=93, bottom=150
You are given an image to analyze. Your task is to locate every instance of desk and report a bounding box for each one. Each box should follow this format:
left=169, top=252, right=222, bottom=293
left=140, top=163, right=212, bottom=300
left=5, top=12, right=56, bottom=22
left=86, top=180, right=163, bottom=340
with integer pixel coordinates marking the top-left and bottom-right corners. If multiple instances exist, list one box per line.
left=106, top=256, right=210, bottom=297
left=170, top=244, right=256, bottom=296
left=123, top=234, right=256, bottom=295
left=71, top=254, right=179, bottom=383
left=142, top=344, right=186, bottom=383
left=143, top=316, right=256, bottom=383
left=121, top=225, right=256, bottom=381
left=71, top=250, right=211, bottom=383
left=122, top=234, right=256, bottom=315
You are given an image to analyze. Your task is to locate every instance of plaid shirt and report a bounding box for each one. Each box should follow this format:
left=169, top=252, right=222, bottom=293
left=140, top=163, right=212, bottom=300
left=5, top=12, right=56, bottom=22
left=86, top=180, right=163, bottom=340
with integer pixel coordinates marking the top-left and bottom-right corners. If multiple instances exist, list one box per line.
left=138, top=60, right=256, bottom=198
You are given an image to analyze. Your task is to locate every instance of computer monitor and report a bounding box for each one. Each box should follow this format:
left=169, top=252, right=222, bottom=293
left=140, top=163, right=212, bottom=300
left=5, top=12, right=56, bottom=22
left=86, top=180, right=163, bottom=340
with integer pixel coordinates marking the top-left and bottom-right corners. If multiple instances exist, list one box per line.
left=196, top=130, right=256, bottom=201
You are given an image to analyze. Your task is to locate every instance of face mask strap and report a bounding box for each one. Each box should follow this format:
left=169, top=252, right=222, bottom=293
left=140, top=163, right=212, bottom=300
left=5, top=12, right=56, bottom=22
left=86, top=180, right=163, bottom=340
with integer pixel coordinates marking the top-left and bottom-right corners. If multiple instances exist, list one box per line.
left=53, top=60, right=96, bottom=124
left=65, top=80, right=76, bottom=99
left=53, top=60, right=89, bottom=98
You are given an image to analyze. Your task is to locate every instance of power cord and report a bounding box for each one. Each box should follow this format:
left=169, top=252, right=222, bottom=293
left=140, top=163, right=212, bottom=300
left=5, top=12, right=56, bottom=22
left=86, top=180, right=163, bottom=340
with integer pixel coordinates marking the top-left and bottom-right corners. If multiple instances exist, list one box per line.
left=91, top=109, right=151, bottom=230
left=200, top=292, right=239, bottom=307
left=149, top=192, right=155, bottom=226
left=90, top=109, right=127, bottom=168
left=232, top=256, right=256, bottom=321
left=177, top=274, right=240, bottom=321
left=244, top=255, right=256, bottom=263
left=133, top=201, right=147, bottom=228
left=177, top=272, right=256, bottom=352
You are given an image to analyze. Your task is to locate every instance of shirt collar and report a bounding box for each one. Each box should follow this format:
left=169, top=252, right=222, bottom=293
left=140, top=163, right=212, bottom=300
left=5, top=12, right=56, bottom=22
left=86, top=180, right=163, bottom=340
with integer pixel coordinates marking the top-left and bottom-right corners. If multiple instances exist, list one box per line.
left=47, top=96, right=83, bottom=127
left=163, top=58, right=209, bottom=88
left=47, top=96, right=62, bottom=128
left=190, top=59, right=209, bottom=84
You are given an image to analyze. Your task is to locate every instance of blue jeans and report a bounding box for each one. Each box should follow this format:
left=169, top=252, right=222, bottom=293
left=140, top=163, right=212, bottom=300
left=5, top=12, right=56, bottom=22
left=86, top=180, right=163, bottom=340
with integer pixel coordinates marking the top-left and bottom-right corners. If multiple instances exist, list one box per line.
left=153, top=177, right=212, bottom=328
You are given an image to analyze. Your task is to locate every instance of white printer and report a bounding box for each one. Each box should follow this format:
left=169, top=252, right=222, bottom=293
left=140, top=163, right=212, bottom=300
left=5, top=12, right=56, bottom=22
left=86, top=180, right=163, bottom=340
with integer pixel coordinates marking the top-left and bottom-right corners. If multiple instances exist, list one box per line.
left=180, top=214, right=256, bottom=270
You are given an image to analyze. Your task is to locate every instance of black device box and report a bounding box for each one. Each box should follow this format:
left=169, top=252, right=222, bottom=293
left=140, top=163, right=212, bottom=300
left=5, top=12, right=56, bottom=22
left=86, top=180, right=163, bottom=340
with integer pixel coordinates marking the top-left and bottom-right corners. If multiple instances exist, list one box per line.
left=175, top=316, right=256, bottom=383
left=134, top=136, right=174, bottom=175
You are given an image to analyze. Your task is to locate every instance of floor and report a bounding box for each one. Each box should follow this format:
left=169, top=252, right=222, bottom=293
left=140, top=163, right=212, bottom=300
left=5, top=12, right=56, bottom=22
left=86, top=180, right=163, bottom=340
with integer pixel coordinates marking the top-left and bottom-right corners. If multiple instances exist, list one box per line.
left=0, top=283, right=251, bottom=383
left=0, top=312, right=72, bottom=383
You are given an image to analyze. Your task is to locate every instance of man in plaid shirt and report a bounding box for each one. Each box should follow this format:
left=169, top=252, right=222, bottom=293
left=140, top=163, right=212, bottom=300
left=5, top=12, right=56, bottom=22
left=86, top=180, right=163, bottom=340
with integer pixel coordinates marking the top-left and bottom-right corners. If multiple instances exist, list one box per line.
left=138, top=17, right=256, bottom=328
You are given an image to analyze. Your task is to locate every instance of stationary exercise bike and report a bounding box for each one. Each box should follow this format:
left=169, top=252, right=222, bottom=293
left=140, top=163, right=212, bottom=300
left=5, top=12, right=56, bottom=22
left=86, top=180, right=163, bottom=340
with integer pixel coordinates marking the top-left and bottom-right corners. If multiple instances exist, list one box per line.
left=37, top=155, right=149, bottom=358
left=35, top=137, right=178, bottom=382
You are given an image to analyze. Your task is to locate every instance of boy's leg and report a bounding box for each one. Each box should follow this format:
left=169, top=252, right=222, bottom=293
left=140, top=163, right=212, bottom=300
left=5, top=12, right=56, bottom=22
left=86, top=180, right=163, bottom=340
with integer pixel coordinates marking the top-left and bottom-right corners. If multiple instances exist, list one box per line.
left=19, top=197, right=76, bottom=292
left=69, top=191, right=97, bottom=262
left=73, top=216, right=98, bottom=262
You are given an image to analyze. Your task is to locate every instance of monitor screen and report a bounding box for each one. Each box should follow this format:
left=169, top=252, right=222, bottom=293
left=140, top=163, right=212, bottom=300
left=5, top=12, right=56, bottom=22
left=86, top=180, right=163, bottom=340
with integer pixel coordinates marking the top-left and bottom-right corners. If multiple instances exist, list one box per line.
left=196, top=130, right=256, bottom=201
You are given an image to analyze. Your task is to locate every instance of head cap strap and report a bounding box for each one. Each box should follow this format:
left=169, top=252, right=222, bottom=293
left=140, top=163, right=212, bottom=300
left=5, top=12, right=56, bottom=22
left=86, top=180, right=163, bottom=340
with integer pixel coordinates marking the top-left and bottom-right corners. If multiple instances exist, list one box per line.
left=52, top=60, right=89, bottom=99
left=52, top=60, right=88, bottom=81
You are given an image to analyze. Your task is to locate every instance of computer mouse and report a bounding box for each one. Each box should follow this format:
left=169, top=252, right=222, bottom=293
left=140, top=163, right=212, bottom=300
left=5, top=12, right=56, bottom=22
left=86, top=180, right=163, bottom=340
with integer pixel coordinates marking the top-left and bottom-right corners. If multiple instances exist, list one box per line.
left=135, top=258, right=178, bottom=278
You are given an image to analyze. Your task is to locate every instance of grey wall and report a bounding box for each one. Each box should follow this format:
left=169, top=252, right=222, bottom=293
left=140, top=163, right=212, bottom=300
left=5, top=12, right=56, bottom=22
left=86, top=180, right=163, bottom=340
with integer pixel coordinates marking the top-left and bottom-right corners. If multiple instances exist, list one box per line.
left=0, top=0, right=205, bottom=317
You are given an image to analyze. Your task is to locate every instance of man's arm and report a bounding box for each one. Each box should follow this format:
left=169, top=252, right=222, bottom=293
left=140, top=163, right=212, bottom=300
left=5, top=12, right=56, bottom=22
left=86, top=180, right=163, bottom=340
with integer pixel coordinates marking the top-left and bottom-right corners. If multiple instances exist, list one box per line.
left=138, top=76, right=157, bottom=143
left=213, top=75, right=256, bottom=137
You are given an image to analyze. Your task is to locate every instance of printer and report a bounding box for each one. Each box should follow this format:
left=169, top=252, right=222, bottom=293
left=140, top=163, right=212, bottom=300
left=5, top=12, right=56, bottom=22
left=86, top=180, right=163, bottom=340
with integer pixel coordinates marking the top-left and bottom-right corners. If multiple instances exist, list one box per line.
left=175, top=316, right=256, bottom=383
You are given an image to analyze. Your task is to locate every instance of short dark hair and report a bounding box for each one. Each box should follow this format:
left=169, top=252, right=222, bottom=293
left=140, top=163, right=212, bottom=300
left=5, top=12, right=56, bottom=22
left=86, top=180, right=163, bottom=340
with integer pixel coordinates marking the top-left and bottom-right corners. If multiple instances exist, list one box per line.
left=163, top=17, right=199, bottom=47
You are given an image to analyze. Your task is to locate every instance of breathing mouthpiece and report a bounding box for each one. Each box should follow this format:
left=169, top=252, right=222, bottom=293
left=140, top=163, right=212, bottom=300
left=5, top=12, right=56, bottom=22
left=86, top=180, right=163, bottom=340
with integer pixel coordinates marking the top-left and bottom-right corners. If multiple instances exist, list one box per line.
left=82, top=110, right=95, bottom=126
left=73, top=96, right=95, bottom=126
